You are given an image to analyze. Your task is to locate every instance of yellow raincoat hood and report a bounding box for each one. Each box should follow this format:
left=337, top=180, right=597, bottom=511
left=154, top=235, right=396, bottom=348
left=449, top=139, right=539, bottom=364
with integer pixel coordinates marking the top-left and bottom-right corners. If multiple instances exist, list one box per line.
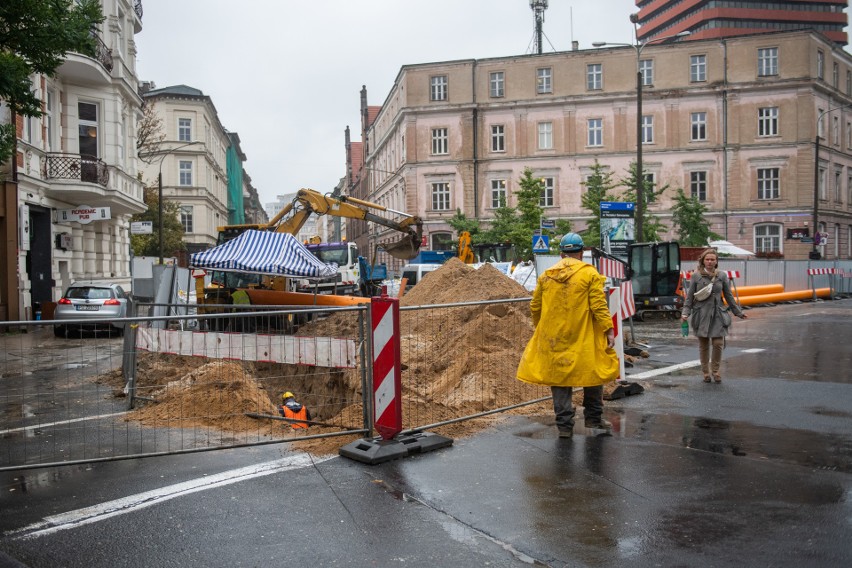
left=516, top=257, right=619, bottom=387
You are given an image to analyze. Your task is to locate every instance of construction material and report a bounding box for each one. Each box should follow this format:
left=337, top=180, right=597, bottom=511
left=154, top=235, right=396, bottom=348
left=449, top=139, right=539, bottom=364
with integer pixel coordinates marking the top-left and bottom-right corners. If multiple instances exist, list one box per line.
left=734, top=284, right=785, bottom=296
left=245, top=289, right=370, bottom=306
left=737, top=287, right=830, bottom=306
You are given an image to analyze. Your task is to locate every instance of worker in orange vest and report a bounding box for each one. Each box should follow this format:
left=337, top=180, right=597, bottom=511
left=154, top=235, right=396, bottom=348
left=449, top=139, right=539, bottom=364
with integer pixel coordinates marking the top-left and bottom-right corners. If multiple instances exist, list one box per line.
left=278, top=392, right=311, bottom=428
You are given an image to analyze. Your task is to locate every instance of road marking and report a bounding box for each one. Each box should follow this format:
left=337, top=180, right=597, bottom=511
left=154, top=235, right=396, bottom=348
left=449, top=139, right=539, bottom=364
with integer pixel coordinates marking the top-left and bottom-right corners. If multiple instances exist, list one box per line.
left=6, top=453, right=331, bottom=540
left=0, top=412, right=129, bottom=435
left=627, top=348, right=765, bottom=379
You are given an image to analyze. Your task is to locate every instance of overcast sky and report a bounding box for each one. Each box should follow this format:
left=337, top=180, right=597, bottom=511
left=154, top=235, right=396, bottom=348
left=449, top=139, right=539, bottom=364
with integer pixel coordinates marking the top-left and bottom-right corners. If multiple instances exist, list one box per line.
left=134, top=0, right=846, bottom=210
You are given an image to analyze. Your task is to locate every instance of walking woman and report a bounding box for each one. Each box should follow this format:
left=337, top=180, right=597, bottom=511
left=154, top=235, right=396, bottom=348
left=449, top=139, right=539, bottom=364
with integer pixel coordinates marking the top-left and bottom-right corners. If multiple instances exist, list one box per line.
left=681, top=248, right=747, bottom=383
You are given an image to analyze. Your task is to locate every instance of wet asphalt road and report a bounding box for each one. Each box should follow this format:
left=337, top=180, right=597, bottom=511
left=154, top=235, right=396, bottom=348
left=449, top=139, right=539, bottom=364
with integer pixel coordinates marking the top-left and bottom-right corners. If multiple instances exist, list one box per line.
left=1, top=299, right=851, bottom=567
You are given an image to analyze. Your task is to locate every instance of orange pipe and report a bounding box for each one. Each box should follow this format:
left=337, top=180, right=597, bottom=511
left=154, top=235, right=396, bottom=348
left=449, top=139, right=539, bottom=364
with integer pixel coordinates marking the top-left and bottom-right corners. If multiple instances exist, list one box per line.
left=246, top=289, right=370, bottom=306
left=737, top=287, right=830, bottom=306
left=734, top=284, right=784, bottom=296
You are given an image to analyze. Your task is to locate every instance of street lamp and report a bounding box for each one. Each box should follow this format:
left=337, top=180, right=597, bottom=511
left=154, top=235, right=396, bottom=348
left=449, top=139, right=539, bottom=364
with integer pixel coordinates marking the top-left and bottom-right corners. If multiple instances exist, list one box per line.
left=142, top=141, right=201, bottom=264
left=811, top=103, right=852, bottom=260
left=593, top=23, right=690, bottom=242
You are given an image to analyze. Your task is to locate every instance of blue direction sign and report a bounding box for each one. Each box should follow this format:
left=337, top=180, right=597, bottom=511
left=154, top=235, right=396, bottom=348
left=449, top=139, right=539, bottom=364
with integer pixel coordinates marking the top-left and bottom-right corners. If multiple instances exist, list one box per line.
left=532, top=234, right=550, bottom=253
left=541, top=219, right=556, bottom=229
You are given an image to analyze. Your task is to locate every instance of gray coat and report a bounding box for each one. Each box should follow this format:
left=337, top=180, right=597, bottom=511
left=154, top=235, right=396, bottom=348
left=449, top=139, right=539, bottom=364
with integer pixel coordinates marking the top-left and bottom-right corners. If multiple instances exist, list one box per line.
left=682, top=271, right=744, bottom=338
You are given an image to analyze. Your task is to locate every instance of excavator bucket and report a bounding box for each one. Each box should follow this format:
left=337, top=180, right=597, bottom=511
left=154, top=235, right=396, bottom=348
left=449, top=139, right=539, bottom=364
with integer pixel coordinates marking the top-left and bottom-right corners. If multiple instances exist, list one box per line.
left=382, top=221, right=423, bottom=260
left=383, top=232, right=421, bottom=260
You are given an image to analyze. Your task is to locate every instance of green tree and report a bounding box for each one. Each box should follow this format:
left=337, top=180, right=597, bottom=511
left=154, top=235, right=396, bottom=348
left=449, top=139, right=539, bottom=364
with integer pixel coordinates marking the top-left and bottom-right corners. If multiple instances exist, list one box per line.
left=580, top=160, right=619, bottom=248
left=620, top=162, right=669, bottom=242
left=130, top=187, right=186, bottom=257
left=446, top=208, right=481, bottom=239
left=0, top=0, right=104, bottom=166
left=671, top=188, right=723, bottom=246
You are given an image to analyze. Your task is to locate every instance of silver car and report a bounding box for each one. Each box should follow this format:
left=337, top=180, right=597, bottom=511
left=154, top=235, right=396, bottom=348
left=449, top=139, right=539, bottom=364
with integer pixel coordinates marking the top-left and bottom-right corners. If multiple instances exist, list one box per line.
left=54, top=281, right=130, bottom=337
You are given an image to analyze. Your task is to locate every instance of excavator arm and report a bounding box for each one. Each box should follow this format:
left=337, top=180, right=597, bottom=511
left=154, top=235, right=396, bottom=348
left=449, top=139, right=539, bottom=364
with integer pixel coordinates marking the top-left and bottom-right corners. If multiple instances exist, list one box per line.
left=272, top=189, right=423, bottom=260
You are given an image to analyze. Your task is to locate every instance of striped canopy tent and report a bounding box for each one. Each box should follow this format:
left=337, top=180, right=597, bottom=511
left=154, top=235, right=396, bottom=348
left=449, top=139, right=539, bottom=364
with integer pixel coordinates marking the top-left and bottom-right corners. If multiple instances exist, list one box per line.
left=190, top=230, right=338, bottom=278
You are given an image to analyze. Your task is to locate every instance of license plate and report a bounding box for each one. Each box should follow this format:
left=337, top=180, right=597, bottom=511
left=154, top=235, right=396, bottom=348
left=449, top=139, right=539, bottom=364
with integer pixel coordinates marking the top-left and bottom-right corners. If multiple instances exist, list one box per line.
left=76, top=305, right=99, bottom=311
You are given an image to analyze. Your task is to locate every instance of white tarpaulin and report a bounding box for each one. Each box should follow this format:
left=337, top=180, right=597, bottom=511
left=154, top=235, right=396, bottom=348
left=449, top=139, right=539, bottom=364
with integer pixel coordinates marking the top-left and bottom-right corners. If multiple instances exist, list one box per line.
left=708, top=240, right=755, bottom=256
left=190, top=230, right=338, bottom=278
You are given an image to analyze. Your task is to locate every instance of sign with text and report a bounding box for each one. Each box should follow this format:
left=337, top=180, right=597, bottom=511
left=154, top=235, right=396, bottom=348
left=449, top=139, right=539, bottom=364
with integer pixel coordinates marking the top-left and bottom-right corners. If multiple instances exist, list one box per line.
left=600, top=202, right=634, bottom=260
left=58, top=206, right=111, bottom=225
left=131, top=221, right=154, bottom=234
left=787, top=227, right=809, bottom=240
left=540, top=219, right=556, bottom=229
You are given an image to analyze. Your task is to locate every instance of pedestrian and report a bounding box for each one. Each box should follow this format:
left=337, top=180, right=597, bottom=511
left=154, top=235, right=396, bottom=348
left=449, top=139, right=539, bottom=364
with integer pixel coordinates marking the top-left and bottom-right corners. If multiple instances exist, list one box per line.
left=516, top=233, right=619, bottom=438
left=278, top=391, right=312, bottom=428
left=680, top=248, right=747, bottom=383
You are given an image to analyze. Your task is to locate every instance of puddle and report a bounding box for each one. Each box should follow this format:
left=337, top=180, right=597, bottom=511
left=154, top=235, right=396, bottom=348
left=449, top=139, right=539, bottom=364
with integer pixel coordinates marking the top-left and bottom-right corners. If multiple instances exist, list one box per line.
left=611, top=409, right=852, bottom=473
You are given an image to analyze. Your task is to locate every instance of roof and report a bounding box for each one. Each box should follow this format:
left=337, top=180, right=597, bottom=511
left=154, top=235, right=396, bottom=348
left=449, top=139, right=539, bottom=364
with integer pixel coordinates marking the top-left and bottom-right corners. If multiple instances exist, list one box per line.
left=143, top=84, right=205, bottom=97
left=365, top=106, right=381, bottom=128
left=189, top=230, right=338, bottom=278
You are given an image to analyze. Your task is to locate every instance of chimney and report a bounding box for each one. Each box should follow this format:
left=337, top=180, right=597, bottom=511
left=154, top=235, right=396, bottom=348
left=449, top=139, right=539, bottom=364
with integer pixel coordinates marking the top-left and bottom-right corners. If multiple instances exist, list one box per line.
left=572, top=41, right=579, bottom=51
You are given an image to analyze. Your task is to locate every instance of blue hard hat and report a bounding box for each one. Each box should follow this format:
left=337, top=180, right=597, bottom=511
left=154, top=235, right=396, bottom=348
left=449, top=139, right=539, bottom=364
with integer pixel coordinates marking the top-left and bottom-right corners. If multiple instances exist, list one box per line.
left=559, top=233, right=584, bottom=253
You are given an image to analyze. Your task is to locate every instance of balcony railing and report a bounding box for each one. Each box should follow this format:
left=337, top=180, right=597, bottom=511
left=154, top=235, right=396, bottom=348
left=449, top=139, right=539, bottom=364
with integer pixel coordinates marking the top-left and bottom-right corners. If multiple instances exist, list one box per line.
left=134, top=0, right=143, bottom=19
left=91, top=31, right=113, bottom=72
left=43, top=154, right=110, bottom=187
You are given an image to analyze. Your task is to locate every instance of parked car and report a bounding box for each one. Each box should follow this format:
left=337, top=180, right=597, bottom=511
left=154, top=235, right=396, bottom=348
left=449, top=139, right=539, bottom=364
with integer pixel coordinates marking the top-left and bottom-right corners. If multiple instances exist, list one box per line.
left=54, top=281, right=130, bottom=337
left=400, top=263, right=443, bottom=292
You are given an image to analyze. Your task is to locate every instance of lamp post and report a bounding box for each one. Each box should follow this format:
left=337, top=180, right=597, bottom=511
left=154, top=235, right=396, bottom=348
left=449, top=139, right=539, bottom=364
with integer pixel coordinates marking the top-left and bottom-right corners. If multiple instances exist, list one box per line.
left=593, top=24, right=690, bottom=242
left=143, top=141, right=201, bottom=264
left=811, top=103, right=852, bottom=260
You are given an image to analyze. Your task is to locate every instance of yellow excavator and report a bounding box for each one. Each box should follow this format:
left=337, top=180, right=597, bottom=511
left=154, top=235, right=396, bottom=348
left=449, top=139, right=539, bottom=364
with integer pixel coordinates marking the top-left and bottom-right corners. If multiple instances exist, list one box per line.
left=197, top=189, right=423, bottom=321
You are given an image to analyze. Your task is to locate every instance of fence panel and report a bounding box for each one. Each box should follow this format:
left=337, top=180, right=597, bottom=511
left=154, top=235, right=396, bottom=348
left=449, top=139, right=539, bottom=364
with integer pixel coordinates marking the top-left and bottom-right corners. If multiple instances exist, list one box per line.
left=0, top=305, right=370, bottom=471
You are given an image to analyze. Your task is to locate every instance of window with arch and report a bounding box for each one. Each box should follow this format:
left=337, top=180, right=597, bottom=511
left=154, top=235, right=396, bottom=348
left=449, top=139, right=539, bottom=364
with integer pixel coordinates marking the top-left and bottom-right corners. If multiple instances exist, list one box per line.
left=754, top=223, right=781, bottom=254
left=431, top=232, right=455, bottom=251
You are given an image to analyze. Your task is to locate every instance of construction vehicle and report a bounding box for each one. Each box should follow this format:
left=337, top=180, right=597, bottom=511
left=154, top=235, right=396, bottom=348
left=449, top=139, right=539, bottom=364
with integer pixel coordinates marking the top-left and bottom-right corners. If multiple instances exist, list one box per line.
left=208, top=188, right=422, bottom=296
left=590, top=241, right=683, bottom=320
left=357, top=255, right=388, bottom=297
left=456, top=231, right=517, bottom=265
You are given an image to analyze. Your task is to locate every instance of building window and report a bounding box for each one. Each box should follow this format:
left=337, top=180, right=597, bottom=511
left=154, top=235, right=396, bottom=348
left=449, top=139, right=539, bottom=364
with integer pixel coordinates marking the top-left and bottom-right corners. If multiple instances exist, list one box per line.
left=491, top=124, right=505, bottom=152
left=431, top=182, right=450, bottom=210
left=46, top=90, right=55, bottom=152
left=537, top=67, right=552, bottom=94
left=641, top=115, right=654, bottom=144
left=540, top=176, right=554, bottom=207
left=430, top=75, right=448, bottom=101
left=178, top=118, right=192, bottom=142
left=847, top=122, right=851, bottom=149
left=758, top=47, right=778, bottom=77
left=179, top=160, right=193, bottom=186
left=490, top=179, right=507, bottom=208
left=431, top=232, right=455, bottom=251
left=639, top=59, right=653, bottom=86
left=690, top=54, right=706, bottom=82
left=754, top=224, right=781, bottom=253
left=644, top=172, right=657, bottom=202
left=834, top=169, right=842, bottom=202
left=691, top=112, right=707, bottom=141
left=587, top=63, right=602, bottom=90
left=431, top=128, right=448, bottom=155
left=690, top=171, right=707, bottom=201
left=587, top=118, right=603, bottom=147
left=490, top=71, right=504, bottom=97
left=78, top=101, right=99, bottom=158
left=817, top=50, right=825, bottom=80
left=819, top=167, right=826, bottom=199
left=180, top=205, right=193, bottom=232
left=833, top=62, right=839, bottom=88
left=757, top=167, right=780, bottom=200
left=537, top=121, right=553, bottom=150
left=847, top=71, right=851, bottom=96
left=758, top=107, right=778, bottom=137
left=834, top=116, right=840, bottom=145
left=818, top=108, right=825, bottom=138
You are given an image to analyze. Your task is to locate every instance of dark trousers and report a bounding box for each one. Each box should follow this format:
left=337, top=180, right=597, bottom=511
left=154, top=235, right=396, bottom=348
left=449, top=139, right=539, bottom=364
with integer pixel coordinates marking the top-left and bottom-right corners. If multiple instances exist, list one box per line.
left=551, top=385, right=604, bottom=432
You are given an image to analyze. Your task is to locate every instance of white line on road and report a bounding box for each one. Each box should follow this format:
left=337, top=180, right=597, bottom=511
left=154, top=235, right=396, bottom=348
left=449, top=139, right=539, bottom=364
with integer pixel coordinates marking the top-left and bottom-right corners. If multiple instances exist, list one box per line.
left=0, top=412, right=129, bottom=435
left=6, top=453, right=331, bottom=540
left=626, top=348, right=765, bottom=379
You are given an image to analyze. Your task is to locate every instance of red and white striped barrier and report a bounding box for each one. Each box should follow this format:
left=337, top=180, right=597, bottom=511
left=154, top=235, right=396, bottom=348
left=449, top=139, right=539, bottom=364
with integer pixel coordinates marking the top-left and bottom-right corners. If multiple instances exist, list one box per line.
left=371, top=295, right=402, bottom=440
left=682, top=270, right=740, bottom=280
left=619, top=280, right=636, bottom=320
left=807, top=268, right=837, bottom=275
left=608, top=286, right=625, bottom=381
left=598, top=258, right=626, bottom=280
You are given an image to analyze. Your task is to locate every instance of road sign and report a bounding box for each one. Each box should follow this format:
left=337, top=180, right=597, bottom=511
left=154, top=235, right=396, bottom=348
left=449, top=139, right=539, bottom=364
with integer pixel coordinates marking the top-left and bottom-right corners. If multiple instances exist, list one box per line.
left=541, top=219, right=556, bottom=229
left=800, top=237, right=814, bottom=244
left=532, top=235, right=550, bottom=253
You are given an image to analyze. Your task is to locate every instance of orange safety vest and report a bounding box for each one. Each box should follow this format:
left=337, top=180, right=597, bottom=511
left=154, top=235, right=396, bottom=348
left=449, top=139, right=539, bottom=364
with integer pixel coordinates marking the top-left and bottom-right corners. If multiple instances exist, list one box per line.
left=281, top=404, right=309, bottom=428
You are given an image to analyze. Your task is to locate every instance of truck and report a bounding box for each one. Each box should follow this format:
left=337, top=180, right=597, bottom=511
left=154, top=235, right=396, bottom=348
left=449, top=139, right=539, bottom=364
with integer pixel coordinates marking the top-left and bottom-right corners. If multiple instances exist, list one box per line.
left=357, top=255, right=388, bottom=297
left=296, top=240, right=360, bottom=296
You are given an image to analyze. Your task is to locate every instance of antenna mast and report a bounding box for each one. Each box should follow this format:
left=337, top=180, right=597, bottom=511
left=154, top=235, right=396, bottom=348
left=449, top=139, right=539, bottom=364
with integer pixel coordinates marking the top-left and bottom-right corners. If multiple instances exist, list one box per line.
left=529, top=0, right=548, bottom=55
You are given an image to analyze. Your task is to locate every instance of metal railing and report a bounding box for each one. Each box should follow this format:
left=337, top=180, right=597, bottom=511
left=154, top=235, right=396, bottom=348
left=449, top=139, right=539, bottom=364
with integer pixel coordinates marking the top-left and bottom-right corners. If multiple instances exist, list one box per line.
left=91, top=31, right=113, bottom=72
left=133, top=0, right=143, bottom=19
left=43, top=153, right=110, bottom=187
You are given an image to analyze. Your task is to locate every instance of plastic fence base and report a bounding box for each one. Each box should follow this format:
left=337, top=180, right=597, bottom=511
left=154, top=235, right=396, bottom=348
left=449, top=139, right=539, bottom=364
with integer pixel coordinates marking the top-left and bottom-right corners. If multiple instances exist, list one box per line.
left=339, top=432, right=453, bottom=465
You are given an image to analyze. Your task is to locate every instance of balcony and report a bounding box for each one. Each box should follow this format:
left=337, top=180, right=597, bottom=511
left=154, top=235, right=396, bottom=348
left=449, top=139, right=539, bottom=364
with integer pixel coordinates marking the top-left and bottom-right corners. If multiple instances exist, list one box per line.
left=56, top=32, right=113, bottom=85
left=43, top=153, right=110, bottom=187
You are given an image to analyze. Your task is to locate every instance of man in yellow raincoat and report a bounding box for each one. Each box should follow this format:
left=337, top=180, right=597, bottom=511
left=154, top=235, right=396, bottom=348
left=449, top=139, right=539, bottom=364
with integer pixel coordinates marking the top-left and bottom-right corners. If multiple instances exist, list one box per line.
left=516, top=233, right=619, bottom=438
